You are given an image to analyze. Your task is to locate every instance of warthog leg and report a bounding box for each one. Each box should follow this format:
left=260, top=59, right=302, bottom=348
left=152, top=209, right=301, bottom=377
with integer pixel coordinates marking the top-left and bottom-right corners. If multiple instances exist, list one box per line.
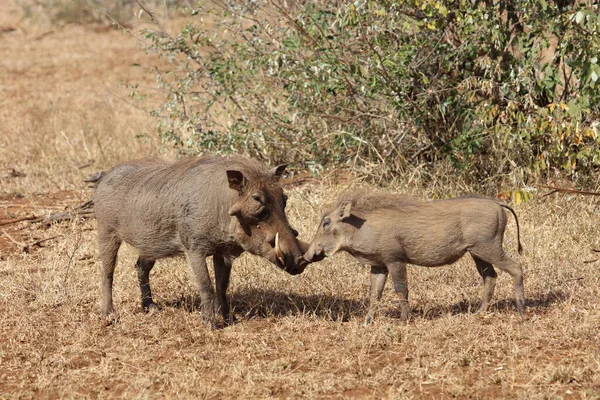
left=364, top=266, right=388, bottom=325
left=214, top=253, right=234, bottom=324
left=472, top=249, right=525, bottom=316
left=186, top=251, right=217, bottom=328
left=99, top=229, right=122, bottom=317
left=136, top=257, right=157, bottom=312
left=471, top=255, right=497, bottom=313
left=388, top=262, right=409, bottom=321
left=494, top=255, right=525, bottom=316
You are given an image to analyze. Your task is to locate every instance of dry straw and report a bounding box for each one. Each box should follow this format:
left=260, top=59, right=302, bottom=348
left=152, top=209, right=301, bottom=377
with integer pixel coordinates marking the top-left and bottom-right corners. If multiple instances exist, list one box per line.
left=1, top=2, right=599, bottom=398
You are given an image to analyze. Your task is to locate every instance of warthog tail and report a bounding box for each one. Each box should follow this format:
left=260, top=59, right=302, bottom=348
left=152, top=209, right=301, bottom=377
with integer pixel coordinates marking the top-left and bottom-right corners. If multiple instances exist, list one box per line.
left=84, top=171, right=106, bottom=189
left=499, top=204, right=523, bottom=255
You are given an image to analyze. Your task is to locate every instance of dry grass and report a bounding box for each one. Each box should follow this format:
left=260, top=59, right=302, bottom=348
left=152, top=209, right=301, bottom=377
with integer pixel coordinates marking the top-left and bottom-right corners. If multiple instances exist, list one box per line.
left=1, top=2, right=600, bottom=398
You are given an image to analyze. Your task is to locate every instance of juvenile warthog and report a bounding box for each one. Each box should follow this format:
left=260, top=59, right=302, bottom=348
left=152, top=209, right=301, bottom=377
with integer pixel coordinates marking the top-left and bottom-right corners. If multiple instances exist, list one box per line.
left=93, top=155, right=308, bottom=326
left=304, top=191, right=524, bottom=323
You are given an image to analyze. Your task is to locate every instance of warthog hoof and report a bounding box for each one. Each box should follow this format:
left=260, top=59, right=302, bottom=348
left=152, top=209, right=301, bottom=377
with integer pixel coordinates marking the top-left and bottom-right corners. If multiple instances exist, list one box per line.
left=144, top=302, right=159, bottom=315
left=100, top=311, right=120, bottom=326
left=399, top=302, right=410, bottom=321
left=201, top=310, right=218, bottom=330
left=476, top=303, right=490, bottom=314
left=223, top=313, right=238, bottom=327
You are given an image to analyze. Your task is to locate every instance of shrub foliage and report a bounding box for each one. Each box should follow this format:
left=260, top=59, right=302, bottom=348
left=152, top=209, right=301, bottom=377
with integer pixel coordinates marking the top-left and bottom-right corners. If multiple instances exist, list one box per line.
left=140, top=0, right=600, bottom=186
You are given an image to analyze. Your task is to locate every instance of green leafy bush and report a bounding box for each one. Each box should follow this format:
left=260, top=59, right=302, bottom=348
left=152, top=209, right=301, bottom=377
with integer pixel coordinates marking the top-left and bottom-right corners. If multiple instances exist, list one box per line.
left=140, top=0, right=600, bottom=188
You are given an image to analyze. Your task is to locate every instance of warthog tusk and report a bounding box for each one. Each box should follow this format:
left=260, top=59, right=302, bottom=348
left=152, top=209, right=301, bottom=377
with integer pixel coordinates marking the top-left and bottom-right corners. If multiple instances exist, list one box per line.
left=275, top=232, right=285, bottom=265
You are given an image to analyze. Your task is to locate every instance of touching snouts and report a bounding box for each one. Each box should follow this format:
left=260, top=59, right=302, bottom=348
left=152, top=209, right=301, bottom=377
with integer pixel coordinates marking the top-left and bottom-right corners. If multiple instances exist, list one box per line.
left=271, top=232, right=308, bottom=274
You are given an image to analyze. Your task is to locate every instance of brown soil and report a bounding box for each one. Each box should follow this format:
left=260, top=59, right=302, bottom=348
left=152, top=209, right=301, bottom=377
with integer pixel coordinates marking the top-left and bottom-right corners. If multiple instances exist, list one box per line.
left=1, top=1, right=599, bottom=399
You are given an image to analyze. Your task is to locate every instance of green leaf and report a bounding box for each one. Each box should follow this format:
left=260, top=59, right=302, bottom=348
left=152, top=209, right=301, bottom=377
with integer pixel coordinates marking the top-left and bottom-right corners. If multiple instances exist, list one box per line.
left=567, top=100, right=581, bottom=118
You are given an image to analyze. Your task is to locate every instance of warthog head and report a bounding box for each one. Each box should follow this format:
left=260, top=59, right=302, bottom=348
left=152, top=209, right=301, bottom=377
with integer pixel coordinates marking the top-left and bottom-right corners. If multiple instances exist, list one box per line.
left=227, top=165, right=308, bottom=275
left=304, top=201, right=358, bottom=263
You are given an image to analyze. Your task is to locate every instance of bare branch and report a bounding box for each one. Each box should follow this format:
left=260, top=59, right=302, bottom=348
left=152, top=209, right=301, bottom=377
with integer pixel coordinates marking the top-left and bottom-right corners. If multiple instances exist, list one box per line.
left=0, top=215, right=38, bottom=227
left=535, top=184, right=600, bottom=197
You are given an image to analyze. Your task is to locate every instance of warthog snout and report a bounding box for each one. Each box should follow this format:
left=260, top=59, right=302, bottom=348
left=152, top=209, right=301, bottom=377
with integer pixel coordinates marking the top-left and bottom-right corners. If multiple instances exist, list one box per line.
left=269, top=232, right=308, bottom=275
left=285, top=256, right=308, bottom=275
left=303, top=242, right=326, bottom=263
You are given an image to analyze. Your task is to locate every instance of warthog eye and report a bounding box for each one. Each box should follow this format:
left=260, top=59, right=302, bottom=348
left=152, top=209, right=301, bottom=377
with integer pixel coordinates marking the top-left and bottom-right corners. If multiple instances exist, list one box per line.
left=322, top=218, right=331, bottom=229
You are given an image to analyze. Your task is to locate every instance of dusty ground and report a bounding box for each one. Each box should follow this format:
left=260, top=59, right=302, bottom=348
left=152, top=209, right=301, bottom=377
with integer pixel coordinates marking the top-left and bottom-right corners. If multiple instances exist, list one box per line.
left=1, top=2, right=600, bottom=398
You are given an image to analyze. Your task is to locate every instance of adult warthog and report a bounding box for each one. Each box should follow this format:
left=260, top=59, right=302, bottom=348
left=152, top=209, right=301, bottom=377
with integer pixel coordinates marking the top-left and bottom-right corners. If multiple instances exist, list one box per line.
left=303, top=191, right=524, bottom=323
left=92, top=155, right=308, bottom=327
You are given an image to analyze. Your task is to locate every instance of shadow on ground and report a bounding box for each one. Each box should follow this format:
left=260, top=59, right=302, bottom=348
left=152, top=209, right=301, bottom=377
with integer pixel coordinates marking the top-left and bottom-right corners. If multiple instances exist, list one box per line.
left=163, top=289, right=366, bottom=322
left=387, top=289, right=570, bottom=320
left=162, top=288, right=569, bottom=324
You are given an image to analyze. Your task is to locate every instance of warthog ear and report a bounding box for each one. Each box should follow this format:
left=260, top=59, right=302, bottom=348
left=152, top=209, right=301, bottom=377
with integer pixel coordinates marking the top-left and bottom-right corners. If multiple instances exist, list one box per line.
left=270, top=164, right=287, bottom=179
left=226, top=170, right=247, bottom=192
left=338, top=201, right=352, bottom=220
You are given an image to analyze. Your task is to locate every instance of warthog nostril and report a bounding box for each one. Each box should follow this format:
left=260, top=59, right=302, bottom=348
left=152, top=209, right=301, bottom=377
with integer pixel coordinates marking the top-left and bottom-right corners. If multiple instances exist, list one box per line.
left=294, top=254, right=308, bottom=268
left=305, top=247, right=325, bottom=262
left=291, top=229, right=299, bottom=238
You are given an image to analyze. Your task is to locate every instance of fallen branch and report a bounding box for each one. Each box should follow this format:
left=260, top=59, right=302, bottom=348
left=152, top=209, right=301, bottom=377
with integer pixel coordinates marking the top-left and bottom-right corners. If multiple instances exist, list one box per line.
left=2, top=229, right=28, bottom=248
left=0, top=214, right=38, bottom=227
left=535, top=184, right=600, bottom=197
left=0, top=204, right=65, bottom=210
left=2, top=229, right=62, bottom=253
left=29, top=210, right=95, bottom=226
left=77, top=160, right=93, bottom=169
left=0, top=201, right=95, bottom=231
left=28, top=201, right=95, bottom=226
left=584, top=249, right=600, bottom=264
left=27, top=236, right=62, bottom=250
